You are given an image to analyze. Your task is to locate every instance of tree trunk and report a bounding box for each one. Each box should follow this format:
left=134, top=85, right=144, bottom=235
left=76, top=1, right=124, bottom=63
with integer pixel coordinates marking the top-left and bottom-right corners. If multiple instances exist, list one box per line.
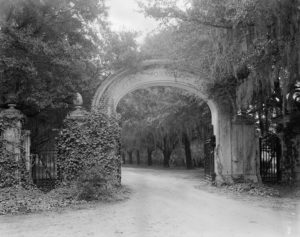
left=136, top=150, right=140, bottom=165
left=163, top=150, right=171, bottom=168
left=183, top=132, right=193, bottom=169
left=127, top=150, right=133, bottom=164
left=147, top=148, right=152, bottom=166
left=162, top=136, right=172, bottom=168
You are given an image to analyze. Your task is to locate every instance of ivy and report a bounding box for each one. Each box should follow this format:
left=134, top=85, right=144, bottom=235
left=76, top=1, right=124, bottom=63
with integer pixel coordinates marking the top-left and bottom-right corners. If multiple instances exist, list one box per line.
left=56, top=111, right=121, bottom=186
left=0, top=116, right=21, bottom=131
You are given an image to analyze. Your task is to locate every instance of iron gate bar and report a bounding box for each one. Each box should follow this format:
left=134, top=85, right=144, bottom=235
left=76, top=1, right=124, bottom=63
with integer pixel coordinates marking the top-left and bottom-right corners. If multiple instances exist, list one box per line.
left=259, top=135, right=281, bottom=183
left=204, top=124, right=215, bottom=182
left=31, top=150, right=57, bottom=191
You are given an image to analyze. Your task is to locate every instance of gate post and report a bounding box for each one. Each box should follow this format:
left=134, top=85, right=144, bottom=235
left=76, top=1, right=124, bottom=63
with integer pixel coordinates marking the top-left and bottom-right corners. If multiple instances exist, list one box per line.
left=0, top=100, right=25, bottom=182
left=22, top=130, right=31, bottom=174
left=231, top=115, right=259, bottom=182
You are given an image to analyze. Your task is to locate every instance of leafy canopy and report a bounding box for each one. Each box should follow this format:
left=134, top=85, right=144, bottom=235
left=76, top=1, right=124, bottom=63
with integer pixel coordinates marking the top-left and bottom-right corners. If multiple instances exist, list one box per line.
left=139, top=0, right=300, bottom=115
left=0, top=0, right=140, bottom=113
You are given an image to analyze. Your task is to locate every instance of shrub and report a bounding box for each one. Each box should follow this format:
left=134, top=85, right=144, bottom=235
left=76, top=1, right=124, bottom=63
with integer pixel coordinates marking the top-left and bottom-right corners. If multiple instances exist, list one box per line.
left=76, top=166, right=108, bottom=201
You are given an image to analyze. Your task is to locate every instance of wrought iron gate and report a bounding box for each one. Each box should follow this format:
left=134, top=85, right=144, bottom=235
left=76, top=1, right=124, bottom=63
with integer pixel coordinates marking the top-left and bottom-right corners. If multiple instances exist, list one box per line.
left=31, top=150, right=57, bottom=191
left=204, top=125, right=216, bottom=181
left=259, top=135, right=281, bottom=183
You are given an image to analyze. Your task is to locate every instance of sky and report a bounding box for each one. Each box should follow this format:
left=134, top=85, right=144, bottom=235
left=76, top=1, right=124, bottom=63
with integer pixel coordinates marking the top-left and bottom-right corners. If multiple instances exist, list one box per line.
left=106, top=0, right=159, bottom=43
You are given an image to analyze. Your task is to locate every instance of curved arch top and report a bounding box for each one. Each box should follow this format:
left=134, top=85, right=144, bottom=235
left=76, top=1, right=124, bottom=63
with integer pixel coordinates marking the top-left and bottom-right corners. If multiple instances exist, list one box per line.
left=91, top=60, right=219, bottom=153
left=92, top=60, right=214, bottom=113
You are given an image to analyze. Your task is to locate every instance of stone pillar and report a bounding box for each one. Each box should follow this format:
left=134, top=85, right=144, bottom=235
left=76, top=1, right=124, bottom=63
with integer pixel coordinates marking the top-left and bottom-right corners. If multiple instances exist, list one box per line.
left=0, top=104, right=24, bottom=158
left=214, top=110, right=260, bottom=184
left=214, top=108, right=233, bottom=183
left=22, top=130, right=31, bottom=173
left=0, top=103, right=25, bottom=181
left=231, top=115, right=259, bottom=182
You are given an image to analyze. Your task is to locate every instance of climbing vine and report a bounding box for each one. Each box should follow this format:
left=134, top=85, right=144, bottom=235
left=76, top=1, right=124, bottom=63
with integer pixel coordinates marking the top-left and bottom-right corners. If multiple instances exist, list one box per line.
left=56, top=111, right=121, bottom=186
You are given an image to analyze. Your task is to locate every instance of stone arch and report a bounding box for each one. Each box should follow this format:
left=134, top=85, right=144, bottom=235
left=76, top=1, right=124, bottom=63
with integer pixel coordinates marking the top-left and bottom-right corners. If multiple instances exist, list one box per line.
left=92, top=60, right=259, bottom=183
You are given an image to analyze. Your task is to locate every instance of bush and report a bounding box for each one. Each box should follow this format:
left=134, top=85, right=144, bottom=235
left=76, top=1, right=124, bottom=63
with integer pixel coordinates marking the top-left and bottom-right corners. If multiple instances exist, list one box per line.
left=76, top=166, right=108, bottom=201
left=0, top=182, right=131, bottom=215
left=0, top=153, right=30, bottom=188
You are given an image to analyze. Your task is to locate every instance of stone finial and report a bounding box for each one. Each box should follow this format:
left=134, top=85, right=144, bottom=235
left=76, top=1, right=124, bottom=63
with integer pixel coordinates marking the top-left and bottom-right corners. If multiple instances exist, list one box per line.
left=73, top=92, right=83, bottom=107
left=68, top=92, right=89, bottom=120
left=0, top=95, right=24, bottom=121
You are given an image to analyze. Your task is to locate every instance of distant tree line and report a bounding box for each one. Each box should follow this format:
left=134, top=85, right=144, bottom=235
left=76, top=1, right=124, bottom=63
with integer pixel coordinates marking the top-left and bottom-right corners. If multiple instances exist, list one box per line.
left=118, top=87, right=211, bottom=168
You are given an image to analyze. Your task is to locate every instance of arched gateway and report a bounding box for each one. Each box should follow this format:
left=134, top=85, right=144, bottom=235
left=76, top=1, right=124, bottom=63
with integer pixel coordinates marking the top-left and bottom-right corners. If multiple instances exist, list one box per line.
left=92, top=60, right=260, bottom=183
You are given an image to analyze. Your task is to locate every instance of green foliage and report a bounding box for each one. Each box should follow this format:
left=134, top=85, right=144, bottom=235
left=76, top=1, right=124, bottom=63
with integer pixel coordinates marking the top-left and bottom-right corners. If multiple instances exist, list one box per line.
left=0, top=149, right=19, bottom=188
left=0, top=183, right=130, bottom=215
left=0, top=150, right=30, bottom=188
left=103, top=31, right=140, bottom=71
left=138, top=0, right=300, bottom=177
left=76, top=167, right=107, bottom=201
left=56, top=111, right=121, bottom=185
left=0, top=0, right=108, bottom=110
left=0, top=0, right=141, bottom=155
left=0, top=0, right=141, bottom=154
left=140, top=0, right=300, bottom=113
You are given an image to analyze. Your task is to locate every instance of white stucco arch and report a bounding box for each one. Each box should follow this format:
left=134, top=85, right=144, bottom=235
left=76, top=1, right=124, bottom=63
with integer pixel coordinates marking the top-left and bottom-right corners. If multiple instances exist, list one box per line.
left=92, top=61, right=219, bottom=138
left=92, top=60, right=259, bottom=183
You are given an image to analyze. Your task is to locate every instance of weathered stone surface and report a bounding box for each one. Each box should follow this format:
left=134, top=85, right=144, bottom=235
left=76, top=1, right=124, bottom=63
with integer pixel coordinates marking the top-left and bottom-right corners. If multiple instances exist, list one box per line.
left=0, top=104, right=30, bottom=185
left=231, top=120, right=259, bottom=182
left=0, top=104, right=24, bottom=161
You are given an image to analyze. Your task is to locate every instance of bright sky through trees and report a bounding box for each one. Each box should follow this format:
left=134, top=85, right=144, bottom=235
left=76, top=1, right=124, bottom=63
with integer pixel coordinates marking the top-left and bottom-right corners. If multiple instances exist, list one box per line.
left=107, top=0, right=159, bottom=43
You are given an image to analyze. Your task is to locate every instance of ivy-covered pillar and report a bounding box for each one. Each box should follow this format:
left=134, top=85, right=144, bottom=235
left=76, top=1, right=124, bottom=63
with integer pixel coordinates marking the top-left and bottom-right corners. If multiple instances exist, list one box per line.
left=56, top=93, right=88, bottom=182
left=214, top=105, right=233, bottom=183
left=57, top=93, right=121, bottom=187
left=0, top=101, right=25, bottom=185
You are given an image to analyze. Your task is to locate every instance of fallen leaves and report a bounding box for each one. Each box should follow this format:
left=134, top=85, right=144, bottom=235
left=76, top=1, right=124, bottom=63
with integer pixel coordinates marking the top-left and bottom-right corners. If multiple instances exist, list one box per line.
left=0, top=184, right=130, bottom=215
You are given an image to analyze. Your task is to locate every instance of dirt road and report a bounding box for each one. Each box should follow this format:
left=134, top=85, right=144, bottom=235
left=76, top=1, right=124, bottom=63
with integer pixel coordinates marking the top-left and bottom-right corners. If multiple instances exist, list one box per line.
left=0, top=167, right=299, bottom=237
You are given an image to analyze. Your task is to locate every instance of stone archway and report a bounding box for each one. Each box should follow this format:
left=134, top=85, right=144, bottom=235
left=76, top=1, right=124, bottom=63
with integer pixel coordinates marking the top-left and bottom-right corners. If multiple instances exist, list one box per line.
left=92, top=60, right=259, bottom=183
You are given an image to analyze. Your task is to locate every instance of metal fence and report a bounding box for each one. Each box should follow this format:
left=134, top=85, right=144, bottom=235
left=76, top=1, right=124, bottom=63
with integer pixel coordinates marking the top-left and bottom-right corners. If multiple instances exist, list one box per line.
left=259, top=135, right=281, bottom=183
left=204, top=125, right=216, bottom=182
left=31, top=150, right=57, bottom=190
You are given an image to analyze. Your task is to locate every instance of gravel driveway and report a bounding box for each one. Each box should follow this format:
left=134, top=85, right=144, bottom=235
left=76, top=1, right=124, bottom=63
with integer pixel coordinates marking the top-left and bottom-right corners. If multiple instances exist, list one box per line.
left=0, top=167, right=299, bottom=237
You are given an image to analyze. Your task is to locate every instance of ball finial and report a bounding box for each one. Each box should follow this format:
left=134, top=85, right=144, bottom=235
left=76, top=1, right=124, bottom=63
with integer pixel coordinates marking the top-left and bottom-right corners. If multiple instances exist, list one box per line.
left=73, top=92, right=83, bottom=107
